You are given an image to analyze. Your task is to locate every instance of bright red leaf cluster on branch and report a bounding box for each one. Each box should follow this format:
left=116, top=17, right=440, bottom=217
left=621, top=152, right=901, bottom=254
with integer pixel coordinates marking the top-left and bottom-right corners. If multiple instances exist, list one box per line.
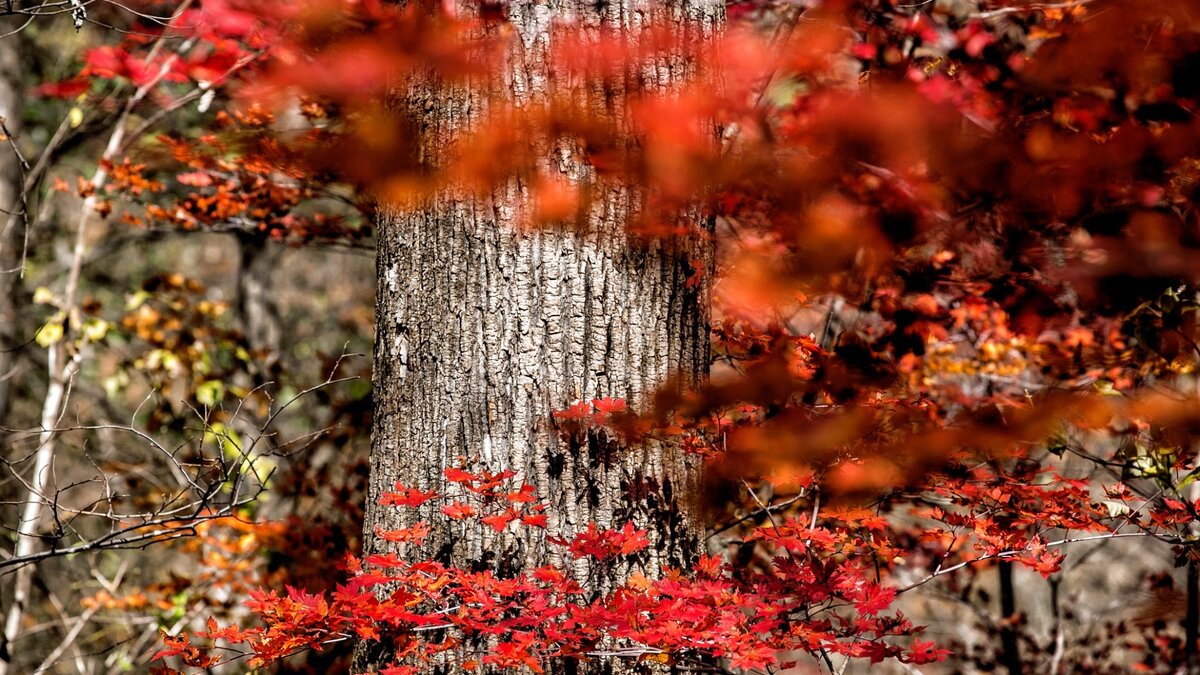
left=156, top=466, right=950, bottom=673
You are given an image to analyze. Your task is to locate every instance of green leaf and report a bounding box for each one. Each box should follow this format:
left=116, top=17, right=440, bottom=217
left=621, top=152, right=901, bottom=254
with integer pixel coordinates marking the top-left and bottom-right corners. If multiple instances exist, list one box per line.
left=196, top=380, right=224, bottom=407
left=205, top=422, right=243, bottom=456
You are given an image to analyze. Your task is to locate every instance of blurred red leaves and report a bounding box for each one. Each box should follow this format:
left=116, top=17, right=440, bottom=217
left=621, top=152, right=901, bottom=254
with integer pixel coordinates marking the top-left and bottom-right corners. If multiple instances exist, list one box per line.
left=34, top=76, right=91, bottom=99
left=67, top=0, right=1200, bottom=670
left=72, top=0, right=1200, bottom=300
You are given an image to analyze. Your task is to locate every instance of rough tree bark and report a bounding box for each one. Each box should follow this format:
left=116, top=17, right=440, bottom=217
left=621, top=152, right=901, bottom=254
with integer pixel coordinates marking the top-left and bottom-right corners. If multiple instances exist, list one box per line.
left=357, top=0, right=721, bottom=671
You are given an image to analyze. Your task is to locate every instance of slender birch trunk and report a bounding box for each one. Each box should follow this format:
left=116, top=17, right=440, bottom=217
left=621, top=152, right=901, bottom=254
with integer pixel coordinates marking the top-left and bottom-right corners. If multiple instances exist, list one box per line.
left=0, top=38, right=196, bottom=674
left=0, top=36, right=28, bottom=674
left=0, top=33, right=24, bottom=428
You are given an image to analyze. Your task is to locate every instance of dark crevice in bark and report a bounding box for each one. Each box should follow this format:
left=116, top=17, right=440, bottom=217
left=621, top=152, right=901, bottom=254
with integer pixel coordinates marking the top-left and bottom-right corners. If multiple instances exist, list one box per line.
left=1187, top=556, right=1199, bottom=672
left=999, top=560, right=1022, bottom=675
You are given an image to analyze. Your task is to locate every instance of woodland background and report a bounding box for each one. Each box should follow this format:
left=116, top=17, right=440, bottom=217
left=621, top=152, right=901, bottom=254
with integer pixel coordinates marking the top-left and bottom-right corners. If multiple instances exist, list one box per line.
left=2, top=0, right=1200, bottom=674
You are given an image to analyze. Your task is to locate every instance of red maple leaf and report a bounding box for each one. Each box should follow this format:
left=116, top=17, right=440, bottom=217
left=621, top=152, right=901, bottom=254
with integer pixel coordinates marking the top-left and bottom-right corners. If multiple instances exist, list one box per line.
left=379, top=485, right=438, bottom=507
left=853, top=583, right=896, bottom=616
left=34, top=76, right=91, bottom=99
left=553, top=401, right=593, bottom=422
left=441, top=502, right=477, bottom=519
left=482, top=512, right=517, bottom=532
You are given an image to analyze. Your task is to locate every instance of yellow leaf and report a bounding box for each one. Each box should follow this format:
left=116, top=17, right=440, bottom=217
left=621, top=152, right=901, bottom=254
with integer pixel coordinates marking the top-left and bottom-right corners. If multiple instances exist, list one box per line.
left=36, top=321, right=64, bottom=348
left=125, top=290, right=150, bottom=310
left=33, top=286, right=57, bottom=306
left=83, top=318, right=109, bottom=342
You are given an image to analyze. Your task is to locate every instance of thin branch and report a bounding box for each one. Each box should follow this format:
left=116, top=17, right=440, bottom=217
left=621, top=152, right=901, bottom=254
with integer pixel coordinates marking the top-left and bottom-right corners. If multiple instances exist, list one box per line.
left=897, top=531, right=1162, bottom=594
left=970, top=0, right=1094, bottom=20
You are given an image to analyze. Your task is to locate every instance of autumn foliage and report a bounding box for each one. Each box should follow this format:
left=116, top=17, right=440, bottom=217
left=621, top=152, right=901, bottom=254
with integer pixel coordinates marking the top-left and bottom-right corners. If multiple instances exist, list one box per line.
left=8, top=0, right=1200, bottom=673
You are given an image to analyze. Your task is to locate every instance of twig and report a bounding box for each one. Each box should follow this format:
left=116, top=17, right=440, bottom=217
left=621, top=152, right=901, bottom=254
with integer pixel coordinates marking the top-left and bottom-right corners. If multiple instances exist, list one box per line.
left=706, top=491, right=805, bottom=541
left=897, top=531, right=1160, bottom=594
left=971, top=0, right=1093, bottom=20
left=31, top=606, right=97, bottom=675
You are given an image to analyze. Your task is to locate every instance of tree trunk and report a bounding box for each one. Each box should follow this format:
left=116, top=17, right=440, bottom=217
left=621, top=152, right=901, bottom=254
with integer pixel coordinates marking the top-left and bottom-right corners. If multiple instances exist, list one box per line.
left=358, top=0, right=721, bottom=671
left=0, top=36, right=24, bottom=429
left=0, top=36, right=25, bottom=673
left=235, top=230, right=283, bottom=381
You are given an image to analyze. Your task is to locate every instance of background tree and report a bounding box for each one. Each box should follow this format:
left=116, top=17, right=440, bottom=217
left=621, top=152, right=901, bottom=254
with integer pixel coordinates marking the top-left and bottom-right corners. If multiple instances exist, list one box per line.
left=0, top=35, right=24, bottom=425
left=0, top=4, right=374, bottom=672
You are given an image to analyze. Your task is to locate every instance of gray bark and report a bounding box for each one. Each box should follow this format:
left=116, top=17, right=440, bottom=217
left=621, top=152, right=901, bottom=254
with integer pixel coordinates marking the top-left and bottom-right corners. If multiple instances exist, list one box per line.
left=0, top=37, right=24, bottom=427
left=0, top=36, right=24, bottom=671
left=235, top=231, right=283, bottom=379
left=359, top=0, right=721, bottom=671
